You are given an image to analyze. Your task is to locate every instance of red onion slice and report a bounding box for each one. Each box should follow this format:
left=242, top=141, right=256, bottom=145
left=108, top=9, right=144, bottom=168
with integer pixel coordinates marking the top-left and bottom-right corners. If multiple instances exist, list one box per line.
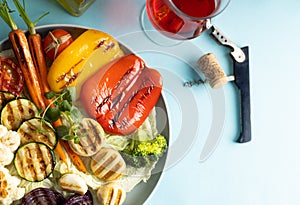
left=20, top=187, right=65, bottom=205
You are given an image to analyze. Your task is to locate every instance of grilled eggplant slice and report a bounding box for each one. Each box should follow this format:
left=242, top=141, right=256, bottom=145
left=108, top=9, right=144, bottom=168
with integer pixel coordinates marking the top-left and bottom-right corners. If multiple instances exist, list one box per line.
left=68, top=118, right=105, bottom=157
left=0, top=91, right=15, bottom=112
left=1, top=98, right=39, bottom=130
left=18, top=118, right=57, bottom=149
left=14, top=142, right=55, bottom=182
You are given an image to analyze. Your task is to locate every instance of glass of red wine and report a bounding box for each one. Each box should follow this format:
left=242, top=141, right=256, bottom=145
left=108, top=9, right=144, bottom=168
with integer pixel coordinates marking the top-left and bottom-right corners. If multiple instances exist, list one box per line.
left=141, top=0, right=230, bottom=45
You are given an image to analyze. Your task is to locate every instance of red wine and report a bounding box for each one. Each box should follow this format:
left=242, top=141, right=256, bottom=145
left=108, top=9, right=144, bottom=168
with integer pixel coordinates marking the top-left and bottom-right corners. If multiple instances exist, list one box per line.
left=172, top=0, right=215, bottom=18
left=147, top=0, right=216, bottom=39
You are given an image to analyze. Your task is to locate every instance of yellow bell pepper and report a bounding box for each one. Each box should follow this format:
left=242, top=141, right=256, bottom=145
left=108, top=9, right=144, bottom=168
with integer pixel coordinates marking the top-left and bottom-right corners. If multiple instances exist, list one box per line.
left=47, top=29, right=124, bottom=93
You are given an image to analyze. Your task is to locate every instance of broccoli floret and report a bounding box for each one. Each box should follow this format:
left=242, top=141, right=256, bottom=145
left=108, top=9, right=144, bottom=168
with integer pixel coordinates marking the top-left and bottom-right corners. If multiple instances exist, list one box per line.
left=134, top=135, right=167, bottom=156
left=121, top=135, right=167, bottom=168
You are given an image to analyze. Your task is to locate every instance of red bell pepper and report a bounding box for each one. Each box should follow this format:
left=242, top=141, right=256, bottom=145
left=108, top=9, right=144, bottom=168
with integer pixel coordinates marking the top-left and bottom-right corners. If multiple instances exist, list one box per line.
left=80, top=54, right=162, bottom=135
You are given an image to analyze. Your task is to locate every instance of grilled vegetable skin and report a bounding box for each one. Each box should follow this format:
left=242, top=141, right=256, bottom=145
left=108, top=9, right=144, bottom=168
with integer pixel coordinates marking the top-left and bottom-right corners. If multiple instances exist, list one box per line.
left=18, top=118, right=57, bottom=149
left=47, top=29, right=124, bottom=93
left=1, top=98, right=39, bottom=131
left=43, top=29, right=74, bottom=60
left=19, top=187, right=65, bottom=205
left=121, top=134, right=167, bottom=168
left=64, top=190, right=93, bottom=205
left=43, top=88, right=87, bottom=173
left=97, top=182, right=126, bottom=205
left=14, top=142, right=55, bottom=182
left=0, top=91, right=15, bottom=111
left=0, top=9, right=166, bottom=203
left=19, top=187, right=93, bottom=205
left=59, top=173, right=88, bottom=195
left=80, top=54, right=162, bottom=136
left=90, top=148, right=126, bottom=181
left=0, top=57, right=24, bottom=96
left=68, top=118, right=104, bottom=157
left=0, top=0, right=46, bottom=110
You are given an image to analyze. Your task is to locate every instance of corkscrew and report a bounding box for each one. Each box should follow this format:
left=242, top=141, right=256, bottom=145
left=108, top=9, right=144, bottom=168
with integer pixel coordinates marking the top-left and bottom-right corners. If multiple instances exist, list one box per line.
left=184, top=20, right=244, bottom=88
left=183, top=53, right=235, bottom=88
left=185, top=22, right=252, bottom=144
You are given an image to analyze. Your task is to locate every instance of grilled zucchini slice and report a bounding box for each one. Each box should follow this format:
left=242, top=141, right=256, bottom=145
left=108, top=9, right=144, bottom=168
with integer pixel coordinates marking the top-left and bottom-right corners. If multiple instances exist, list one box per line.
left=1, top=98, right=39, bottom=130
left=18, top=118, right=57, bottom=149
left=0, top=91, right=15, bottom=112
left=14, top=142, right=55, bottom=182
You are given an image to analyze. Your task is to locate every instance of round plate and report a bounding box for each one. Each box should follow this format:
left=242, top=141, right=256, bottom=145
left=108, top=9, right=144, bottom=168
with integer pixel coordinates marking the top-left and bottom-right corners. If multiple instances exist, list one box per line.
left=0, top=24, right=170, bottom=205
left=117, top=31, right=226, bottom=166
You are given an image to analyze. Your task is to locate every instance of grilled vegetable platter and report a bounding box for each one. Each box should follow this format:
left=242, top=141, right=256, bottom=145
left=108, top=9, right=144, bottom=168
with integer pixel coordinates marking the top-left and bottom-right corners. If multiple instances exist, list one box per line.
left=0, top=2, right=169, bottom=204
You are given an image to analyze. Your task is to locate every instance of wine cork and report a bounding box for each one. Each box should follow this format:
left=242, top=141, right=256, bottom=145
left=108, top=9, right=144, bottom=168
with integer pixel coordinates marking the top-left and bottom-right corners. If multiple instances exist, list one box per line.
left=197, top=53, right=228, bottom=89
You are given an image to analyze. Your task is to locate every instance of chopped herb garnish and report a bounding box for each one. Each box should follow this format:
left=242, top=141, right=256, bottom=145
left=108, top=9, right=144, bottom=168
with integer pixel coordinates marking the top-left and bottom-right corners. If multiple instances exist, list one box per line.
left=42, top=88, right=85, bottom=143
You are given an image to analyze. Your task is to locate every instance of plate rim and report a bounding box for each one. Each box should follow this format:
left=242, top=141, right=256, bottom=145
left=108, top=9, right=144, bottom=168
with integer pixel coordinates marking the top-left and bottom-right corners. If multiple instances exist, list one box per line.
left=0, top=23, right=171, bottom=205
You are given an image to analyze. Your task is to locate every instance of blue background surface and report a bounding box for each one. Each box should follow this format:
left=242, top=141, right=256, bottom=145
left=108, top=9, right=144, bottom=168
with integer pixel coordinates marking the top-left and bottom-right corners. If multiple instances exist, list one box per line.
left=1, top=0, right=300, bottom=204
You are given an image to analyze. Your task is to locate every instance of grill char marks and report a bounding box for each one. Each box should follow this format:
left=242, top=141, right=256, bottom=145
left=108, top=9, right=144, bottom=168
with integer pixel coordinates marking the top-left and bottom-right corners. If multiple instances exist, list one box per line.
left=17, top=118, right=57, bottom=149
left=14, top=142, right=55, bottom=182
left=68, top=118, right=105, bottom=157
left=0, top=92, right=15, bottom=111
left=96, top=182, right=126, bottom=205
left=56, top=59, right=84, bottom=90
left=90, top=148, right=126, bottom=181
left=0, top=170, right=8, bottom=199
left=80, top=54, right=162, bottom=135
left=1, top=99, right=39, bottom=131
left=95, top=56, right=145, bottom=118
left=112, top=69, right=158, bottom=129
left=98, top=67, right=162, bottom=135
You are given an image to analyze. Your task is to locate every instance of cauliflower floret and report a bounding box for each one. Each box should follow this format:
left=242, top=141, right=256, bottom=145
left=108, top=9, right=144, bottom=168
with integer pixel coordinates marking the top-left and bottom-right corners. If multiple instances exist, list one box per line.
left=0, top=167, right=25, bottom=205
left=0, top=125, right=8, bottom=137
left=0, top=126, right=20, bottom=152
left=0, top=144, right=14, bottom=166
left=0, top=125, right=20, bottom=167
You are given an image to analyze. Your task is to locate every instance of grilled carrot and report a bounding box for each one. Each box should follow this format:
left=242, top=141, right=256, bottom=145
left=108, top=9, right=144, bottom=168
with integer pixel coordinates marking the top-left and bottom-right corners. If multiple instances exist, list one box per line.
left=8, top=31, right=46, bottom=110
left=28, top=34, right=49, bottom=91
left=29, top=32, right=87, bottom=172
left=12, top=0, right=49, bottom=100
left=30, top=34, right=69, bottom=165
left=12, top=0, right=87, bottom=173
left=1, top=0, right=87, bottom=173
left=0, top=1, right=45, bottom=110
left=52, top=118, right=87, bottom=173
left=60, top=140, right=87, bottom=173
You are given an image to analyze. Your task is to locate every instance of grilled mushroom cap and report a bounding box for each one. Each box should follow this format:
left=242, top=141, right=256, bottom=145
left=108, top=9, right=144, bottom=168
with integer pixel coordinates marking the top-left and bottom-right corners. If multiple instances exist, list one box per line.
left=68, top=118, right=105, bottom=157
left=90, top=148, right=126, bottom=181
left=97, top=182, right=126, bottom=205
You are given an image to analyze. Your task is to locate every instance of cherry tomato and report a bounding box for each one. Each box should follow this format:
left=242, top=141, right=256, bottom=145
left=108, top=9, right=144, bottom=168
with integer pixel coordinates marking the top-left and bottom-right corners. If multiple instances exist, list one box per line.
left=80, top=54, right=162, bottom=135
left=0, top=57, right=24, bottom=96
left=43, top=29, right=73, bottom=61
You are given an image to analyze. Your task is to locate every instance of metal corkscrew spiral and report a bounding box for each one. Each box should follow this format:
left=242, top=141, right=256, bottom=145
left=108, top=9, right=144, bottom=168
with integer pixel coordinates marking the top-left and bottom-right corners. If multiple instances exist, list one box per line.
left=184, top=53, right=234, bottom=88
